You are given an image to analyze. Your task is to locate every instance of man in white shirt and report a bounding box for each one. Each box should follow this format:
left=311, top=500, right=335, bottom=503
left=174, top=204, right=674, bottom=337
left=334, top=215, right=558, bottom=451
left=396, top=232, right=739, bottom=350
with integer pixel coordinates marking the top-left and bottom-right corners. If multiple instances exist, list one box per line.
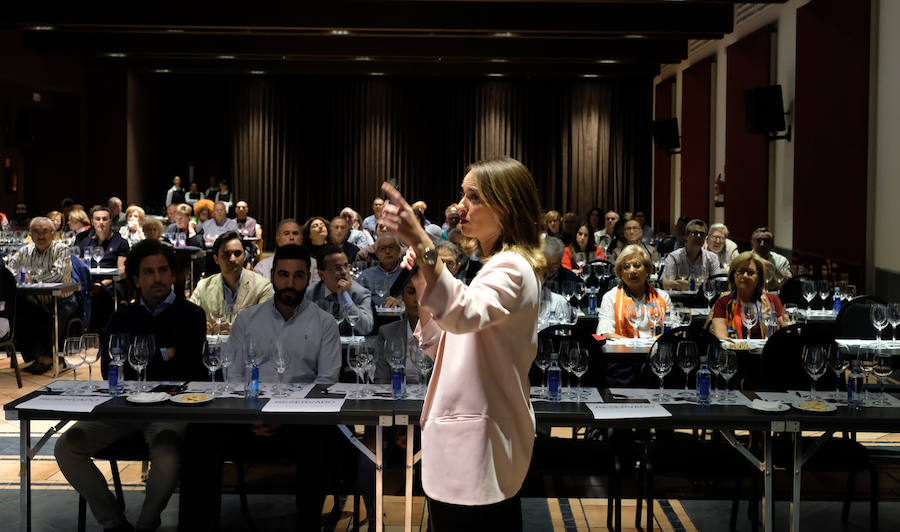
left=362, top=197, right=384, bottom=234
left=254, top=218, right=302, bottom=280
left=662, top=219, right=721, bottom=290
left=751, top=226, right=792, bottom=290
left=594, top=210, right=619, bottom=251
left=199, top=201, right=238, bottom=246
left=164, top=175, right=186, bottom=207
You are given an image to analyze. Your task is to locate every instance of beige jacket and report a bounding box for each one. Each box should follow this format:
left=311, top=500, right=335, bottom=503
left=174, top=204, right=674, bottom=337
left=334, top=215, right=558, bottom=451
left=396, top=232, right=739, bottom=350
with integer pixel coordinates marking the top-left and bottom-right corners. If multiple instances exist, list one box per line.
left=189, top=270, right=273, bottom=319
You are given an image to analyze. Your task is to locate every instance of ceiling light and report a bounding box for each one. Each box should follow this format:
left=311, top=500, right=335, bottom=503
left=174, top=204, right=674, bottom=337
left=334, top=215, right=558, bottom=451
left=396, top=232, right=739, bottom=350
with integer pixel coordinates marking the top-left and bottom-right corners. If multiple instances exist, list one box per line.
left=493, top=32, right=515, bottom=38
left=105, top=52, right=127, bottom=58
left=369, top=72, right=385, bottom=76
left=165, top=29, right=185, bottom=33
left=29, top=26, right=54, bottom=31
left=249, top=70, right=265, bottom=75
left=152, top=68, right=171, bottom=74
left=218, top=55, right=235, bottom=59
left=330, top=30, right=350, bottom=35
left=624, top=34, right=645, bottom=39
left=489, top=59, right=508, bottom=63
left=582, top=74, right=599, bottom=78
left=355, top=56, right=373, bottom=61
left=597, top=59, right=620, bottom=64
left=487, top=73, right=504, bottom=77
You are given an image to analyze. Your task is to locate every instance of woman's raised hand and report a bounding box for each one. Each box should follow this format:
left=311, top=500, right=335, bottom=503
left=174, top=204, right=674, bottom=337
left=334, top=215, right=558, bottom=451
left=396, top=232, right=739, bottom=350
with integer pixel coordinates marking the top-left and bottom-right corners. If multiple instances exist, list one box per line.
left=380, top=182, right=429, bottom=249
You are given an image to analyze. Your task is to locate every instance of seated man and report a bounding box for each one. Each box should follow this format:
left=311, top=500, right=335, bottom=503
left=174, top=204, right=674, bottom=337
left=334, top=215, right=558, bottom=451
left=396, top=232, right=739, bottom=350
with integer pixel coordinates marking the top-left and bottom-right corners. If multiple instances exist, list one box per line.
left=190, top=231, right=272, bottom=330
left=340, top=207, right=374, bottom=249
left=55, top=239, right=207, bottom=532
left=362, top=196, right=384, bottom=234
left=76, top=205, right=129, bottom=332
left=328, top=215, right=360, bottom=262
left=306, top=245, right=374, bottom=335
left=8, top=216, right=77, bottom=373
left=254, top=218, right=302, bottom=280
left=435, top=239, right=466, bottom=281
left=199, top=201, right=238, bottom=247
left=661, top=219, right=721, bottom=290
left=234, top=200, right=260, bottom=262
left=163, top=203, right=203, bottom=247
left=356, top=233, right=403, bottom=307
left=543, top=236, right=580, bottom=295
left=751, top=226, right=792, bottom=290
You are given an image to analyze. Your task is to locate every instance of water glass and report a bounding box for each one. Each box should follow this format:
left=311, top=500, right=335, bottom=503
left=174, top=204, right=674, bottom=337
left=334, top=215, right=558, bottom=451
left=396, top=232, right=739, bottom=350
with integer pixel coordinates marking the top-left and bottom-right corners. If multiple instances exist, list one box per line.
left=271, top=341, right=288, bottom=397
left=203, top=341, right=222, bottom=397
left=874, top=349, right=893, bottom=406
left=81, top=333, right=101, bottom=390
left=802, top=344, right=827, bottom=401
left=648, top=342, right=673, bottom=402
left=676, top=341, right=698, bottom=398
left=828, top=344, right=851, bottom=403
left=534, top=339, right=552, bottom=399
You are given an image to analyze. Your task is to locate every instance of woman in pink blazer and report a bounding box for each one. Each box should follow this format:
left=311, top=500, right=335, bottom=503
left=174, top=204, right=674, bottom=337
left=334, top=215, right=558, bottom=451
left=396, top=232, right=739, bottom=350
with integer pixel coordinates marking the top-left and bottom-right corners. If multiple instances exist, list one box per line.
left=381, top=157, right=546, bottom=530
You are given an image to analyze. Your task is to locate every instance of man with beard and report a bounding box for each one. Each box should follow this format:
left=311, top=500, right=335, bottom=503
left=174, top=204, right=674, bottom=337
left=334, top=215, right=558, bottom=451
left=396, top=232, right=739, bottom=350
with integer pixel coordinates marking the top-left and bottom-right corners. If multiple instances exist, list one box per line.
left=181, top=244, right=340, bottom=531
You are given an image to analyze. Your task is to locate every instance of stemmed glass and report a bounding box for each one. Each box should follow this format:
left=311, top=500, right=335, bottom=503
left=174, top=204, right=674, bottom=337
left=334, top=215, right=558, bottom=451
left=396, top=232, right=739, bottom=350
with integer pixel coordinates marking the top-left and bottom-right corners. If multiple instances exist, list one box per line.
left=414, top=344, right=434, bottom=394
left=648, top=342, right=673, bottom=402
left=646, top=302, right=663, bottom=337
left=783, top=304, right=798, bottom=326
left=91, top=246, right=105, bottom=267
left=870, top=304, right=889, bottom=347
left=676, top=341, right=698, bottom=398
left=344, top=305, right=361, bottom=336
left=361, top=339, right=377, bottom=397
left=575, top=252, right=588, bottom=274
left=561, top=281, right=575, bottom=306
left=802, top=344, right=827, bottom=401
left=203, top=341, right=222, bottom=397
left=703, top=280, right=717, bottom=310
left=858, top=347, right=877, bottom=405
left=107, top=332, right=130, bottom=389
left=573, top=283, right=586, bottom=313
left=888, top=303, right=900, bottom=347
left=828, top=344, right=851, bottom=403
left=220, top=342, right=234, bottom=393
left=83, top=248, right=93, bottom=267
left=741, top=303, right=759, bottom=337
left=801, top=280, right=817, bottom=312
left=718, top=349, right=738, bottom=403
left=817, top=280, right=831, bottom=311
left=561, top=341, right=578, bottom=399
left=63, top=337, right=85, bottom=382
left=346, top=340, right=367, bottom=399
left=874, top=348, right=893, bottom=406
left=570, top=347, right=589, bottom=402
left=127, top=343, right=149, bottom=392
left=626, top=303, right=645, bottom=347
left=558, top=339, right=573, bottom=398
left=34, top=266, right=44, bottom=286
left=131, top=335, right=154, bottom=392
left=677, top=307, right=693, bottom=329
left=372, top=280, right=387, bottom=307
left=707, top=344, right=721, bottom=402
left=271, top=341, right=289, bottom=397
left=534, top=339, right=552, bottom=399
left=81, top=333, right=101, bottom=391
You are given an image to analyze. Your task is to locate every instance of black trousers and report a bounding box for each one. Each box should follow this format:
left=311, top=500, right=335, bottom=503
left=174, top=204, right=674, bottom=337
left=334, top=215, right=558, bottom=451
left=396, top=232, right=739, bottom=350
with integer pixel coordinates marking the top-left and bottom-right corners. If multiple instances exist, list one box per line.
left=428, top=494, right=522, bottom=532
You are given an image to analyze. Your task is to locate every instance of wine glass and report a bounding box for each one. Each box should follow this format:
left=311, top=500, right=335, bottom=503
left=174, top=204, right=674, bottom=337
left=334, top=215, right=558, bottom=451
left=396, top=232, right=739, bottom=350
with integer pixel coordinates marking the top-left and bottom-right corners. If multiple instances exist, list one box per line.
left=801, top=280, right=817, bottom=312
left=802, top=344, right=827, bottom=401
left=91, top=246, right=105, bottom=267
left=874, top=349, right=893, bottom=406
left=561, top=341, right=578, bottom=399
left=888, top=303, right=900, bottom=347
left=34, top=266, right=44, bottom=286
left=81, top=333, right=101, bottom=391
left=870, top=304, right=889, bottom=347
left=741, top=303, right=759, bottom=337
left=360, top=338, right=377, bottom=398
left=413, top=343, right=434, bottom=393
left=707, top=344, right=721, bottom=402
left=645, top=302, right=663, bottom=337
left=558, top=339, right=572, bottom=398
left=676, top=341, right=698, bottom=398
left=63, top=337, right=85, bottom=382
left=372, top=280, right=387, bottom=306
left=534, top=339, right=552, bottom=399
left=762, top=308, right=779, bottom=339
left=202, top=341, right=222, bottom=397
left=344, top=305, right=361, bottom=336
left=561, top=281, right=575, bottom=305
left=133, top=335, right=155, bottom=391
left=718, top=349, right=738, bottom=403
left=573, top=283, right=586, bottom=313
left=219, top=341, right=234, bottom=393
left=648, top=342, right=673, bottom=402
left=108, top=332, right=130, bottom=388
left=271, top=341, right=288, bottom=397
left=625, top=303, right=644, bottom=347
left=858, top=347, right=877, bottom=405
left=703, top=279, right=717, bottom=310
left=817, top=280, right=831, bottom=311
left=828, top=344, right=852, bottom=403
left=570, top=347, right=589, bottom=402
left=575, top=252, right=588, bottom=273
left=83, top=248, right=93, bottom=267
left=346, top=340, right=367, bottom=399
left=127, top=344, right=148, bottom=392
left=783, top=304, right=798, bottom=326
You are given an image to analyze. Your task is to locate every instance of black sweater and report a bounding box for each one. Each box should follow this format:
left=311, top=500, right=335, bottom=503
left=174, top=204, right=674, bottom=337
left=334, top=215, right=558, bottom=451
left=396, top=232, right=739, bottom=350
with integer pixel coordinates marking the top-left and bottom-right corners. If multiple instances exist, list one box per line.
left=100, top=297, right=208, bottom=382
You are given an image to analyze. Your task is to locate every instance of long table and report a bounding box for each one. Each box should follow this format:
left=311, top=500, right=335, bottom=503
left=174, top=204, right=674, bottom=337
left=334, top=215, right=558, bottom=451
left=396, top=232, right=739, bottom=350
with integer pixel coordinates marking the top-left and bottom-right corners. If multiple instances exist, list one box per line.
left=7, top=385, right=899, bottom=532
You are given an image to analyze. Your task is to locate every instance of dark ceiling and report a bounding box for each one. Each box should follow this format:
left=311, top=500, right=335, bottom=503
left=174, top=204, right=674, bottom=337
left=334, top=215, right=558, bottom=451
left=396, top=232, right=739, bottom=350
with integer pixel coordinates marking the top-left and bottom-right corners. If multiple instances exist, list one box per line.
left=3, top=1, right=785, bottom=78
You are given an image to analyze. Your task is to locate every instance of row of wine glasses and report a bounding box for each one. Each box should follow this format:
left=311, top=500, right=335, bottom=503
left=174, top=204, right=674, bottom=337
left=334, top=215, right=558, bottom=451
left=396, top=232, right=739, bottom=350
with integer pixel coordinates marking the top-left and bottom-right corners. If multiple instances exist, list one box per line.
left=648, top=341, right=738, bottom=403
left=534, top=338, right=590, bottom=402
left=62, top=334, right=101, bottom=389
left=869, top=303, right=900, bottom=347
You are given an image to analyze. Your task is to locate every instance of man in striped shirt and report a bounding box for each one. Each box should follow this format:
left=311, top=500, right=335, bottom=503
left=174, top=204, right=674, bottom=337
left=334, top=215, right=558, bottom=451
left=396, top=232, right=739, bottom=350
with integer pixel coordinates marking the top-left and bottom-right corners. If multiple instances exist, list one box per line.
left=8, top=217, right=77, bottom=373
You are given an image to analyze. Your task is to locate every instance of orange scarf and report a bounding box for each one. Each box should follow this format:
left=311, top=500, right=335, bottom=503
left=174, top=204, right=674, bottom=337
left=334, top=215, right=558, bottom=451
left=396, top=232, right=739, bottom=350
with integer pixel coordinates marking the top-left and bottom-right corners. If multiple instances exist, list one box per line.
left=614, top=284, right=666, bottom=337
left=724, top=291, right=773, bottom=339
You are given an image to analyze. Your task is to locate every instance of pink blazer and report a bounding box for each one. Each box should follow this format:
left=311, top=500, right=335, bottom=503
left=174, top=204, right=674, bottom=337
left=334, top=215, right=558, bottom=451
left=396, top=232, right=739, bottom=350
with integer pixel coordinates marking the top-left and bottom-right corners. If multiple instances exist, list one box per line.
left=415, top=251, right=541, bottom=505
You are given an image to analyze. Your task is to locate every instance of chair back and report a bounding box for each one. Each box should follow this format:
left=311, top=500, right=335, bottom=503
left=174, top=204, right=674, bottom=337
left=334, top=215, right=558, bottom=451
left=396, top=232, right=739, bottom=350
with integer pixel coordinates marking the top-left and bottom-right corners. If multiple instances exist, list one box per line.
left=534, top=323, right=607, bottom=390
left=657, top=236, right=677, bottom=255
left=0, top=267, right=16, bottom=342
left=753, top=323, right=836, bottom=392
left=835, top=295, right=887, bottom=339
left=69, top=254, right=92, bottom=331
left=778, top=276, right=813, bottom=307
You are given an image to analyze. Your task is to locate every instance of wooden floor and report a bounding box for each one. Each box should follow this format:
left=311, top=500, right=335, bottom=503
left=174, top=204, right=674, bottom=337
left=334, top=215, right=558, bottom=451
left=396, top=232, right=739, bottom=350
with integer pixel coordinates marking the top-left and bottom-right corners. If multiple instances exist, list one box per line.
left=3, top=353, right=900, bottom=531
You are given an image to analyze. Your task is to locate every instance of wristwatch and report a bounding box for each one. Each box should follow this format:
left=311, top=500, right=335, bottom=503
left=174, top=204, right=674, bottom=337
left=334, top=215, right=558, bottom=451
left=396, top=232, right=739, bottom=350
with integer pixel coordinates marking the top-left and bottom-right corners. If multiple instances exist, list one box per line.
left=418, top=246, right=438, bottom=267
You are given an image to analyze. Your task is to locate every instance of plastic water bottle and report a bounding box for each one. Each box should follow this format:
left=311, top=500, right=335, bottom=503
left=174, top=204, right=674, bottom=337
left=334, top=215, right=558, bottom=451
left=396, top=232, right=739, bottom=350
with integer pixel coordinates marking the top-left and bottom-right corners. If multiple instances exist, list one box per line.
left=696, top=353, right=711, bottom=405
left=244, top=341, right=260, bottom=399
left=663, top=310, right=673, bottom=333
left=588, top=293, right=597, bottom=316
left=689, top=274, right=696, bottom=292
left=547, top=353, right=561, bottom=402
left=832, top=287, right=842, bottom=316
left=108, top=353, right=125, bottom=396
left=847, top=360, right=863, bottom=409
left=390, top=354, right=407, bottom=400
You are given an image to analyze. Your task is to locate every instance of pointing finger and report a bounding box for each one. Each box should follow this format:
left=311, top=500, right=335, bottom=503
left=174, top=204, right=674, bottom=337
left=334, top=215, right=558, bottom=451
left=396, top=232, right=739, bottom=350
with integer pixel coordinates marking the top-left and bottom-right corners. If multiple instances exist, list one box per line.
left=381, top=182, right=411, bottom=210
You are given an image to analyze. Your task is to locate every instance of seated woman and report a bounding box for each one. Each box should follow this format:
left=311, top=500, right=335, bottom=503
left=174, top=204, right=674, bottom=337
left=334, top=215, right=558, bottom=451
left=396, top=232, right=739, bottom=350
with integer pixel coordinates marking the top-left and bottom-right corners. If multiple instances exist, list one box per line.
left=705, top=222, right=739, bottom=269
left=607, top=218, right=660, bottom=264
left=543, top=210, right=564, bottom=241
left=711, top=251, right=786, bottom=340
left=119, top=205, right=145, bottom=248
left=561, top=223, right=606, bottom=272
left=597, top=244, right=671, bottom=340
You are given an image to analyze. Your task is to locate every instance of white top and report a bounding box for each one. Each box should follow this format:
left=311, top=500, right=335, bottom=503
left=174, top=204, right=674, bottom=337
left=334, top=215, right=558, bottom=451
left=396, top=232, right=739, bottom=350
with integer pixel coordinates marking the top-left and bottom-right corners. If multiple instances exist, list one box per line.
left=596, top=285, right=673, bottom=338
left=662, top=247, right=721, bottom=281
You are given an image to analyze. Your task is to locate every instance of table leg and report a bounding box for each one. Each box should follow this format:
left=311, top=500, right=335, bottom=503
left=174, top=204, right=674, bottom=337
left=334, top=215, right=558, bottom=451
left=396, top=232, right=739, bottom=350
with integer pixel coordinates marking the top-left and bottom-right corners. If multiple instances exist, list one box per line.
left=52, top=295, right=60, bottom=378
left=376, top=425, right=383, bottom=532
left=112, top=279, right=118, bottom=311
left=764, top=431, right=773, bottom=532
left=791, top=432, right=801, bottom=532
left=19, top=418, right=31, bottom=532
left=404, top=424, right=414, bottom=532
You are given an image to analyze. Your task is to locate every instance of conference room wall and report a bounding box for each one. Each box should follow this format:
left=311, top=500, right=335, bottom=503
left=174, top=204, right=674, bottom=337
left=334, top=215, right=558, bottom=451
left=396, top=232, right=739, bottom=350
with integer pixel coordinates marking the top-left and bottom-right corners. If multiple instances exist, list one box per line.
left=680, top=58, right=713, bottom=223
left=653, top=79, right=674, bottom=234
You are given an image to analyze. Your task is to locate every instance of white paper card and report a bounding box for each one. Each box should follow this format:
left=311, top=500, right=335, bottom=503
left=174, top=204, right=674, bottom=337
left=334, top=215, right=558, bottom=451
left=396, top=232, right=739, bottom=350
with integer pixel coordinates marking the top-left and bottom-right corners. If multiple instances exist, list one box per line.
left=586, top=403, right=672, bottom=419
left=531, top=386, right=604, bottom=403
left=17, top=395, right=111, bottom=413
left=262, top=397, right=345, bottom=412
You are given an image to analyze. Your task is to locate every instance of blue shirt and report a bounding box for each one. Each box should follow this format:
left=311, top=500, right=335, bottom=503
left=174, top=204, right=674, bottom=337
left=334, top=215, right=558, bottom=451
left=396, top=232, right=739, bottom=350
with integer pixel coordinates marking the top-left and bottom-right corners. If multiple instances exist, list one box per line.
left=222, top=271, right=244, bottom=312
left=356, top=264, right=402, bottom=306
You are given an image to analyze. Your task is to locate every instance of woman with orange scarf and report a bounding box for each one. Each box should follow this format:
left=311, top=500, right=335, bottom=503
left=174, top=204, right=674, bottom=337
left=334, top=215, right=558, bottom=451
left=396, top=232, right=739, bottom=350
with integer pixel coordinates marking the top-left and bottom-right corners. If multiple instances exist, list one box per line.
left=597, top=244, right=671, bottom=339
left=711, top=251, right=786, bottom=339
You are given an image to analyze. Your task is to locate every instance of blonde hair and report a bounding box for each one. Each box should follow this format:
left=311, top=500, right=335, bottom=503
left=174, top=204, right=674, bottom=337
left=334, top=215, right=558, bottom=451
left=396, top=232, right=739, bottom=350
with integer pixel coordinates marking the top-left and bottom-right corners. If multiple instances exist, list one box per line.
left=175, top=203, right=193, bottom=218
left=465, top=157, right=546, bottom=278
left=614, top=244, right=654, bottom=278
left=68, top=208, right=89, bottom=226
left=544, top=210, right=561, bottom=224
left=124, top=205, right=145, bottom=224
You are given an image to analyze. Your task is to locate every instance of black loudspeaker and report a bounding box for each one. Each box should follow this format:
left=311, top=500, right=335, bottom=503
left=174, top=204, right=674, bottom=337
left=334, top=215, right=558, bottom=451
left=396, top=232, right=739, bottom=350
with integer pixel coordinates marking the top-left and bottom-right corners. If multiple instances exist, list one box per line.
left=744, top=85, right=786, bottom=134
left=651, top=118, right=680, bottom=151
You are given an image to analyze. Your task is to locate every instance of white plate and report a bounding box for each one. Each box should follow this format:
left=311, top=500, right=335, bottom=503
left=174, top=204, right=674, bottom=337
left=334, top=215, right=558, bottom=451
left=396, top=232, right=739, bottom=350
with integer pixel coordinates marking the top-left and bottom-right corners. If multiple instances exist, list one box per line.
left=791, top=400, right=837, bottom=413
left=126, top=392, right=171, bottom=405
left=747, top=400, right=789, bottom=413
left=169, top=392, right=214, bottom=405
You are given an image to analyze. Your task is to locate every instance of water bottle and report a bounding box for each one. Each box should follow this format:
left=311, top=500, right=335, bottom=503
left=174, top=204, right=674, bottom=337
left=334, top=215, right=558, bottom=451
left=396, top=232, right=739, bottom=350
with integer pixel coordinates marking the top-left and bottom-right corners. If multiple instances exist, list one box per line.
left=108, top=355, right=125, bottom=396
left=696, top=353, right=711, bottom=406
left=389, top=344, right=407, bottom=399
left=244, top=340, right=260, bottom=399
left=663, top=310, right=673, bottom=333
left=832, top=287, right=842, bottom=316
left=547, top=353, right=561, bottom=402
left=588, top=293, right=597, bottom=316
left=847, top=360, right=863, bottom=409
left=689, top=274, right=696, bottom=292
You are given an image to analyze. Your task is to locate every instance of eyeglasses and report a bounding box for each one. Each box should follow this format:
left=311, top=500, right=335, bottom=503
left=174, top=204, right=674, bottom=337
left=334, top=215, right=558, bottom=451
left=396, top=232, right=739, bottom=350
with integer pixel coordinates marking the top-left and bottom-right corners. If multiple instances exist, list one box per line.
left=688, top=231, right=708, bottom=238
left=735, top=269, right=758, bottom=277
left=328, top=263, right=351, bottom=274
left=708, top=235, right=725, bottom=242
left=377, top=245, right=400, bottom=252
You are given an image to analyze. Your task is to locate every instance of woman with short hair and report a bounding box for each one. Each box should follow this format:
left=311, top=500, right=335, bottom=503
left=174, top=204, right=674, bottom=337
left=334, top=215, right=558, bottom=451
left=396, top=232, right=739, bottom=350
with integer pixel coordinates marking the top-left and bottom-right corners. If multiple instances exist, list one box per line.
left=711, top=251, right=786, bottom=340
left=705, top=223, right=739, bottom=269
left=596, top=244, right=671, bottom=339
left=119, top=205, right=146, bottom=247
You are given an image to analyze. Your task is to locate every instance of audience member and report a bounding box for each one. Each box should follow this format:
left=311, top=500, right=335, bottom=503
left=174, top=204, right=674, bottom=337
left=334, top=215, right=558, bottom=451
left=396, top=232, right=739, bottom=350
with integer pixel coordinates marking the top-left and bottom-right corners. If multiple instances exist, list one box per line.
left=193, top=199, right=214, bottom=224
left=542, top=236, right=579, bottom=295
left=204, top=176, right=219, bottom=200
left=411, top=200, right=431, bottom=225
left=362, top=196, right=384, bottom=234
left=633, top=210, right=654, bottom=244
left=585, top=208, right=604, bottom=238
left=234, top=201, right=257, bottom=239
left=356, top=233, right=403, bottom=306
left=119, top=205, right=145, bottom=248
left=165, top=175, right=186, bottom=207
left=594, top=210, right=619, bottom=251
left=255, top=218, right=303, bottom=280
left=77, top=206, right=130, bottom=332
left=711, top=251, right=786, bottom=339
left=301, top=216, right=330, bottom=270
left=661, top=219, right=720, bottom=290
left=190, top=231, right=273, bottom=328
left=561, top=211, right=580, bottom=245
left=47, top=210, right=63, bottom=232
left=562, top=223, right=605, bottom=272
left=200, top=201, right=238, bottom=246
left=329, top=215, right=360, bottom=262
left=68, top=208, right=90, bottom=238
left=12, top=201, right=30, bottom=231
left=705, top=223, right=739, bottom=269
left=214, top=180, right=233, bottom=211
left=341, top=207, right=374, bottom=249
left=55, top=239, right=206, bottom=532
left=543, top=210, right=563, bottom=241
left=143, top=219, right=165, bottom=242
left=608, top=218, right=660, bottom=264
left=165, top=203, right=178, bottom=225
left=185, top=181, right=205, bottom=207
left=306, top=245, right=374, bottom=335
left=441, top=204, right=461, bottom=237
left=597, top=244, right=671, bottom=340
left=435, top=239, right=466, bottom=281
left=8, top=217, right=76, bottom=374
left=374, top=276, right=421, bottom=384
left=750, top=227, right=792, bottom=290
left=164, top=204, right=202, bottom=246
left=108, top=197, right=126, bottom=231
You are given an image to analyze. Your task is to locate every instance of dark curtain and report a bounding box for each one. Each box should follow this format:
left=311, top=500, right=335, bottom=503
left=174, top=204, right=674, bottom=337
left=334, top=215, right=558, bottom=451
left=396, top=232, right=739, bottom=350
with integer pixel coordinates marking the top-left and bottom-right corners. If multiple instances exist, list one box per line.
left=226, top=76, right=651, bottom=247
